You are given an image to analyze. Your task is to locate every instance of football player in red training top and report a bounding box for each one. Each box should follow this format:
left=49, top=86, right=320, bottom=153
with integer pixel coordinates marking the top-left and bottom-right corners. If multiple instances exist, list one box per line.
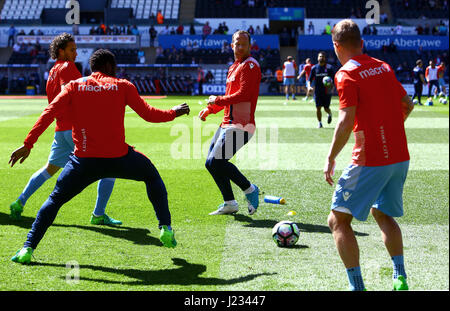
left=9, top=33, right=122, bottom=226
left=198, top=30, right=261, bottom=216
left=324, top=20, right=414, bottom=291
left=9, top=49, right=190, bottom=263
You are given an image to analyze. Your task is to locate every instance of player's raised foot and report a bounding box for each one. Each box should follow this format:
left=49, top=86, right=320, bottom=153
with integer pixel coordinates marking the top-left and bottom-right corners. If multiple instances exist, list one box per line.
left=11, top=247, right=33, bottom=264
left=209, top=202, right=239, bottom=215
left=90, top=214, right=122, bottom=226
left=393, top=275, right=409, bottom=291
left=327, top=114, right=332, bottom=124
left=10, top=199, right=24, bottom=220
left=245, top=184, right=260, bottom=215
left=159, top=225, right=177, bottom=248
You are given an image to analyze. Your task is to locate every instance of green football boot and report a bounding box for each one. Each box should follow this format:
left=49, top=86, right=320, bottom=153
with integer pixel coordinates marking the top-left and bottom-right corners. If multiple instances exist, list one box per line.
left=10, top=199, right=24, bottom=220
left=393, top=275, right=409, bottom=291
left=90, top=214, right=122, bottom=226
left=159, top=225, right=177, bottom=248
left=11, top=247, right=33, bottom=264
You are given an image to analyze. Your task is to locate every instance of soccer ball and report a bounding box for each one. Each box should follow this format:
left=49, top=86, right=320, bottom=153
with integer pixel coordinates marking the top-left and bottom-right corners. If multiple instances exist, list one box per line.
left=412, top=99, right=419, bottom=105
left=439, top=98, right=448, bottom=105
left=322, top=76, right=333, bottom=88
left=272, top=221, right=300, bottom=247
left=426, top=98, right=434, bottom=106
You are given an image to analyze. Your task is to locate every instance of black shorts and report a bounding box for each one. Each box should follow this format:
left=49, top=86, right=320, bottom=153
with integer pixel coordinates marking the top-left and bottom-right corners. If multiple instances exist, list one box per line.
left=315, top=94, right=332, bottom=108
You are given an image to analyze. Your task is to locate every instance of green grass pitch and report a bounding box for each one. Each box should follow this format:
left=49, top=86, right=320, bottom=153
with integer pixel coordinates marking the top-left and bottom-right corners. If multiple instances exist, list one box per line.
left=0, top=95, right=448, bottom=291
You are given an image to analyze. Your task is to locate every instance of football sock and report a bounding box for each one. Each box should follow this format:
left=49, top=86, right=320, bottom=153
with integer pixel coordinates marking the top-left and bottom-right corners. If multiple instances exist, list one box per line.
left=18, top=167, right=52, bottom=206
left=92, top=178, right=115, bottom=216
left=346, top=266, right=365, bottom=291
left=392, top=255, right=407, bottom=279
left=225, top=200, right=238, bottom=206
left=244, top=184, right=256, bottom=194
left=286, top=94, right=289, bottom=100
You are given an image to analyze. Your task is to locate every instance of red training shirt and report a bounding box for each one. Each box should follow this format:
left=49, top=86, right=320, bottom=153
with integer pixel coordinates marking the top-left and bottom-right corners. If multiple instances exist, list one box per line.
left=207, top=56, right=261, bottom=133
left=334, top=54, right=409, bottom=167
left=46, top=61, right=82, bottom=132
left=24, top=72, right=176, bottom=158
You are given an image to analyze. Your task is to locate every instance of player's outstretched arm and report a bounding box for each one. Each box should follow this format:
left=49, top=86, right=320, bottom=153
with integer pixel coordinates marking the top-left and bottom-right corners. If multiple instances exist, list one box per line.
left=172, top=102, right=190, bottom=117
left=9, top=145, right=31, bottom=167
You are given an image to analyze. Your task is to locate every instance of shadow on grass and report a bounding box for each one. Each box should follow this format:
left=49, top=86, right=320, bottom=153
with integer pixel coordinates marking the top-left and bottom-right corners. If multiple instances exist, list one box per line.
left=0, top=212, right=161, bottom=246
left=31, top=258, right=276, bottom=286
left=232, top=214, right=369, bottom=237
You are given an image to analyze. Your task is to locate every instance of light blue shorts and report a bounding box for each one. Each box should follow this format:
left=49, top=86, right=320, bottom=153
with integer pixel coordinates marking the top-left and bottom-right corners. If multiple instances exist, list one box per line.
left=48, top=130, right=75, bottom=168
left=283, top=78, right=295, bottom=86
left=331, top=161, right=409, bottom=221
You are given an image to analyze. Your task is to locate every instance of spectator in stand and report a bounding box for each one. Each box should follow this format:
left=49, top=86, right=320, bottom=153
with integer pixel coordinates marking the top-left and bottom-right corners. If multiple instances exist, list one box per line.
left=176, top=24, right=184, bottom=35
left=248, top=0, right=255, bottom=7
left=424, top=23, right=430, bottom=34
left=324, top=22, right=332, bottom=35
left=202, top=22, right=212, bottom=39
left=438, top=22, right=448, bottom=35
left=170, top=27, right=176, bottom=35
left=149, top=26, right=157, bottom=47
left=371, top=25, right=378, bottom=35
left=157, top=10, right=164, bottom=24
left=222, top=22, right=229, bottom=34
left=190, top=23, right=196, bottom=35
left=72, top=24, right=79, bottom=35
left=131, top=25, right=140, bottom=36
left=8, top=25, right=17, bottom=47
left=138, top=50, right=145, bottom=64
left=197, top=66, right=205, bottom=95
left=160, top=25, right=170, bottom=35
left=248, top=25, right=255, bottom=35
left=205, top=70, right=214, bottom=83
left=263, top=24, right=270, bottom=34
left=13, top=42, right=21, bottom=53
left=416, top=24, right=424, bottom=35
left=18, top=29, right=25, bottom=35
left=307, top=21, right=315, bottom=35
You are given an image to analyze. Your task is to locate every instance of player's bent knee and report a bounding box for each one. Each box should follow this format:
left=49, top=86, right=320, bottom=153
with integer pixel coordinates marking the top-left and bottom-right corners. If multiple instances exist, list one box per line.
left=328, top=209, right=352, bottom=232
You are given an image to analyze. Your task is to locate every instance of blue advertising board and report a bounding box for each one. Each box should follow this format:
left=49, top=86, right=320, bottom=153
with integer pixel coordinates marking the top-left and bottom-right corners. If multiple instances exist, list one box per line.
left=268, top=7, right=305, bottom=21
left=298, top=35, right=449, bottom=50
left=158, top=35, right=279, bottom=50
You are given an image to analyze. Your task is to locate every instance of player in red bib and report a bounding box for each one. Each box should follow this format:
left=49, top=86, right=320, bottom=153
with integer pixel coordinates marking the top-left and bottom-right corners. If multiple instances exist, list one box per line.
left=198, top=30, right=261, bottom=216
left=9, top=49, right=190, bottom=263
left=324, top=20, right=414, bottom=291
left=9, top=33, right=121, bottom=226
left=297, top=58, right=313, bottom=101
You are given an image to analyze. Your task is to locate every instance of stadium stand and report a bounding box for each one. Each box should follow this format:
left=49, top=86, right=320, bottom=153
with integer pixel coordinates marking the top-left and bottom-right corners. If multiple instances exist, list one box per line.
left=0, top=0, right=180, bottom=22
left=389, top=0, right=449, bottom=19
left=0, top=0, right=448, bottom=95
left=0, top=0, right=64, bottom=21
left=110, top=0, right=180, bottom=21
left=195, top=0, right=367, bottom=19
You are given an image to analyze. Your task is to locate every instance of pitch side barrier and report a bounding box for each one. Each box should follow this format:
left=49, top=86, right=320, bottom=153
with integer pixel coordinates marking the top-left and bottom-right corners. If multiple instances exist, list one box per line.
left=157, top=35, right=280, bottom=50
left=0, top=64, right=42, bottom=95
left=297, top=35, right=449, bottom=50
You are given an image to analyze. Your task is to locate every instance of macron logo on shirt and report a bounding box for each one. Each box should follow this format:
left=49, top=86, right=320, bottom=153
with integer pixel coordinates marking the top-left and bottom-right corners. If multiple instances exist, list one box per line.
left=78, top=83, right=118, bottom=92
left=359, top=63, right=391, bottom=79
